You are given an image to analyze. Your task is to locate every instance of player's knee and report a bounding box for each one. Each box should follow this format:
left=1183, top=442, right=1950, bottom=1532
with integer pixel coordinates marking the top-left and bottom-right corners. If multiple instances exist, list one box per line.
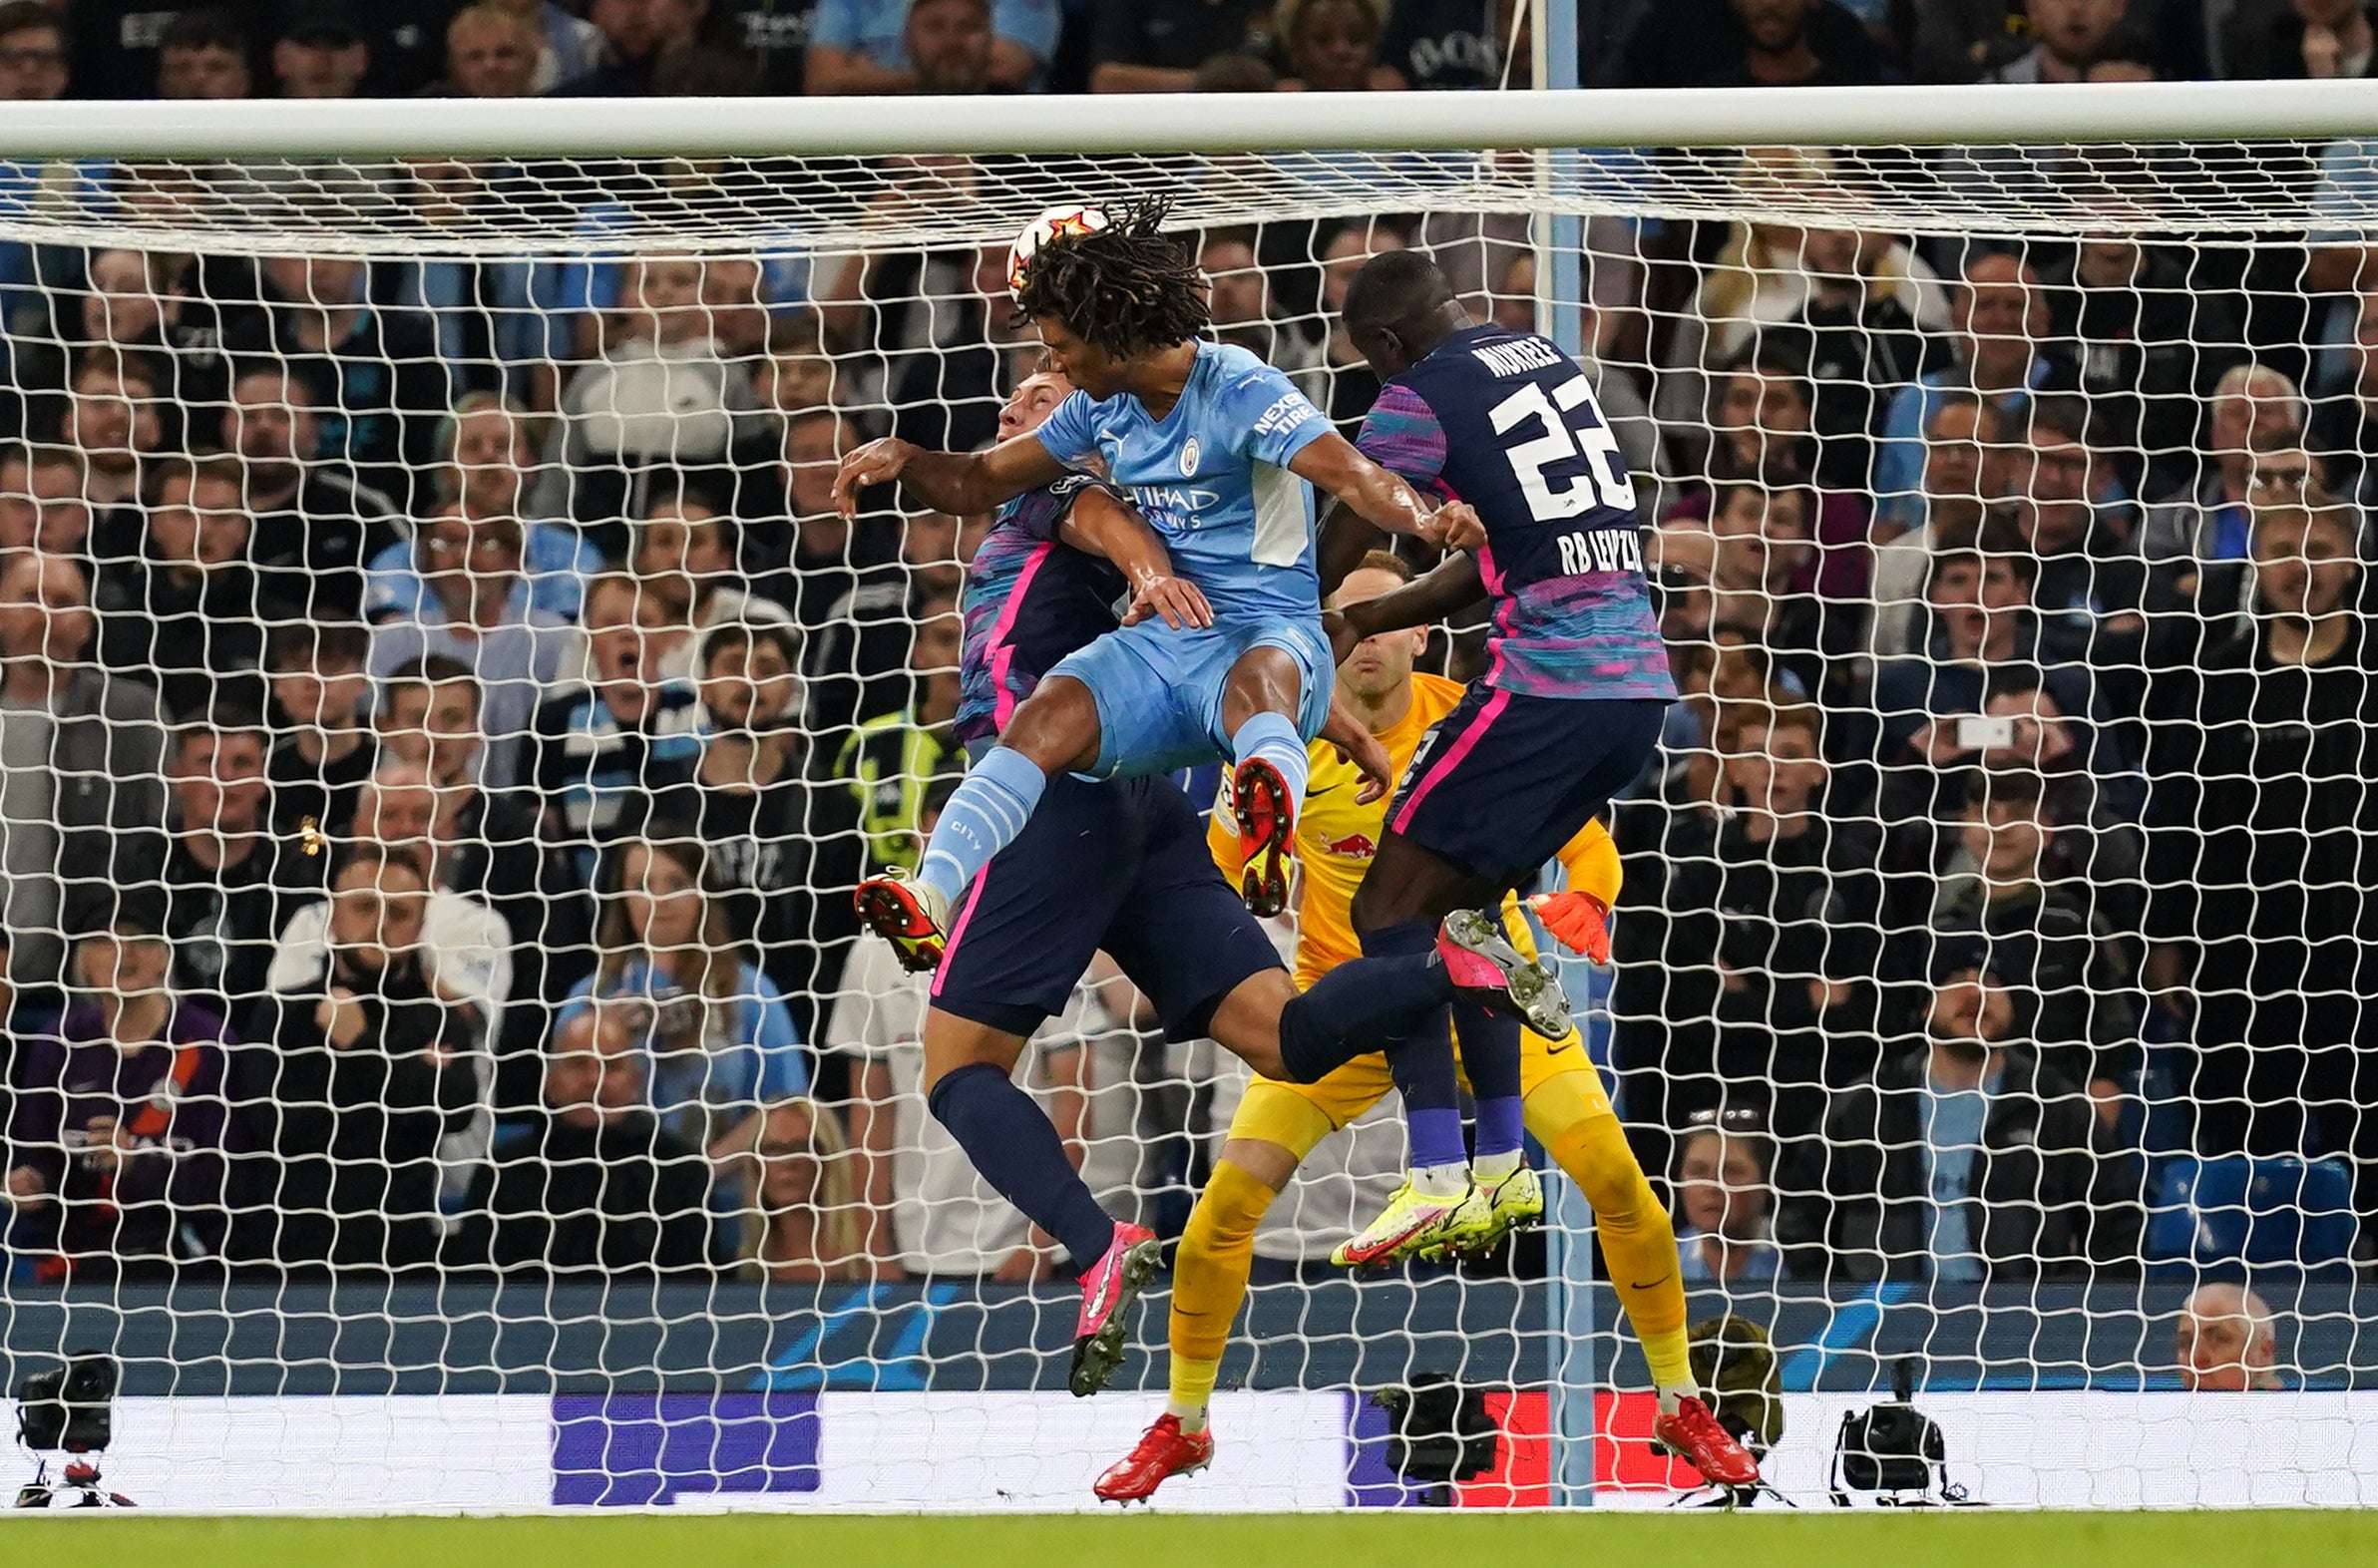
left=1001, top=679, right=1098, bottom=772
left=1183, top=1158, right=1281, bottom=1253
left=1220, top=647, right=1301, bottom=731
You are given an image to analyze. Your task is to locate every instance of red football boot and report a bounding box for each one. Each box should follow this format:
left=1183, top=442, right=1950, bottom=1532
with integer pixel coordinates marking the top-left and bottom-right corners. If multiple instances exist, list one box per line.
left=1652, top=1394, right=1762, bottom=1488
left=1093, top=1412, right=1215, bottom=1503
left=1232, top=756, right=1296, bottom=917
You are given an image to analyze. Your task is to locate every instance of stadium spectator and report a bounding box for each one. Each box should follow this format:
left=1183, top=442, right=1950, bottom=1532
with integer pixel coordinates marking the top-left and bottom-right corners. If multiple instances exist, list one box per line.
left=550, top=0, right=712, bottom=94
left=654, top=620, right=862, bottom=1040
left=2175, top=1283, right=2288, bottom=1390
left=0, top=552, right=167, bottom=986
left=1872, top=252, right=2062, bottom=535
left=1670, top=358, right=1874, bottom=606
left=2039, top=239, right=2247, bottom=498
left=1087, top=0, right=1267, bottom=92
left=836, top=586, right=964, bottom=873
left=62, top=355, right=164, bottom=514
left=1780, top=935, right=2109, bottom=1283
left=93, top=454, right=291, bottom=724
left=3, top=916, right=231, bottom=1280
left=532, top=254, right=762, bottom=530
left=1868, top=531, right=2116, bottom=816
left=364, top=393, right=600, bottom=624
left=2138, top=363, right=2309, bottom=564
left=262, top=620, right=378, bottom=841
left=471, top=1004, right=715, bottom=1273
left=760, top=408, right=914, bottom=740
left=710, top=0, right=820, bottom=93
left=556, top=831, right=811, bottom=1163
left=485, top=0, right=607, bottom=92
left=1979, top=0, right=2129, bottom=82
left=805, top=0, right=1057, bottom=95
left=109, top=711, right=323, bottom=1026
left=1672, top=1107, right=1786, bottom=1285
left=1619, top=0, right=1885, bottom=88
left=2306, top=288, right=2378, bottom=502
left=1965, top=666, right=2151, bottom=881
left=1865, top=392, right=2014, bottom=660
left=67, top=249, right=255, bottom=434
left=225, top=361, right=400, bottom=618
left=1744, top=224, right=1950, bottom=495
left=1201, top=229, right=1326, bottom=397
left=832, top=919, right=1097, bottom=1284
left=2143, top=498, right=2377, bottom=1195
left=1380, top=0, right=1519, bottom=90
left=377, top=655, right=491, bottom=797
left=1274, top=0, right=1401, bottom=91
left=2223, top=0, right=2378, bottom=80
left=741, top=1097, right=868, bottom=1282
left=0, top=2, right=66, bottom=104
left=1910, top=768, right=2136, bottom=1100
left=272, top=7, right=370, bottom=99
left=1311, top=220, right=1408, bottom=427
left=629, top=482, right=793, bottom=684
left=368, top=510, right=574, bottom=791
left=2001, top=394, right=2150, bottom=685
left=530, top=573, right=702, bottom=855
left=1682, top=483, right=1834, bottom=693
left=234, top=845, right=480, bottom=1272
left=0, top=442, right=95, bottom=559
left=154, top=8, right=254, bottom=100
left=241, top=257, right=455, bottom=515
left=424, top=3, right=544, bottom=97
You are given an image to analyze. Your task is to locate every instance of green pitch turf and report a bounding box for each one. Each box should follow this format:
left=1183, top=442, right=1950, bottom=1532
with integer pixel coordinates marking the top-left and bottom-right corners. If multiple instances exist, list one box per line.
left=0, top=1511, right=2370, bottom=1568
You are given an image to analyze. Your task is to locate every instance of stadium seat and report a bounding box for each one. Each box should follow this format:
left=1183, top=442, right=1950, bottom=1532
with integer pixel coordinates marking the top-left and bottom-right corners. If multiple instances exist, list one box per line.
left=2144, top=1156, right=2357, bottom=1275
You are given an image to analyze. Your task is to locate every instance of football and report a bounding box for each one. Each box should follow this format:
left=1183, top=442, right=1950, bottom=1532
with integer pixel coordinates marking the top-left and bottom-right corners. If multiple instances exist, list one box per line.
left=1007, top=203, right=1111, bottom=295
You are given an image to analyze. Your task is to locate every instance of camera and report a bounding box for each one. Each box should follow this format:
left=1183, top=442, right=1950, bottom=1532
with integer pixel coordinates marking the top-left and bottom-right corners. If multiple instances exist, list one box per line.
left=1371, top=1373, right=1499, bottom=1507
left=12, top=1351, right=132, bottom=1508
left=1828, top=1358, right=1975, bottom=1507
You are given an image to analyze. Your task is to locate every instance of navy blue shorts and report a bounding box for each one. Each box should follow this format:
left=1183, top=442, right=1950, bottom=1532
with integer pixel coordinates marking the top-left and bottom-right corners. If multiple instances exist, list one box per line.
left=1386, top=689, right=1668, bottom=888
left=931, top=772, right=1284, bottom=1040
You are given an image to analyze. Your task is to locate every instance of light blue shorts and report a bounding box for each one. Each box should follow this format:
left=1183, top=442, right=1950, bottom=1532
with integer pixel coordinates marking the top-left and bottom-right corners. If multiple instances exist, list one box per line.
left=1046, top=615, right=1334, bottom=779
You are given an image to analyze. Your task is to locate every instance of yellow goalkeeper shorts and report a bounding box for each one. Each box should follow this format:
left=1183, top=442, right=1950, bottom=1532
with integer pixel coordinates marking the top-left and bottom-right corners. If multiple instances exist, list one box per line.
left=1225, top=1019, right=1614, bottom=1155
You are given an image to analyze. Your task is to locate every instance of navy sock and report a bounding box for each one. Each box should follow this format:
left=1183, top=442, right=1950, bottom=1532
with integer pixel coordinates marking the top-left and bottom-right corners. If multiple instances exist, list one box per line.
left=1276, top=923, right=1457, bottom=1084
left=927, top=1060, right=1114, bottom=1274
left=1359, top=923, right=1467, bottom=1172
left=1452, top=995, right=1525, bottom=1161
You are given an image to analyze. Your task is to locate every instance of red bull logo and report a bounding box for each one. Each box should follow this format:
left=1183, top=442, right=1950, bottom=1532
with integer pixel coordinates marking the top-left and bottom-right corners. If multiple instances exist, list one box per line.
left=1324, top=832, right=1377, bottom=860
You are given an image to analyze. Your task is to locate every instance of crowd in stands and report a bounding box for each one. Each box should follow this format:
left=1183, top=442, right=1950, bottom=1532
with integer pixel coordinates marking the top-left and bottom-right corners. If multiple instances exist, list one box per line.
left=0, top=0, right=2371, bottom=1298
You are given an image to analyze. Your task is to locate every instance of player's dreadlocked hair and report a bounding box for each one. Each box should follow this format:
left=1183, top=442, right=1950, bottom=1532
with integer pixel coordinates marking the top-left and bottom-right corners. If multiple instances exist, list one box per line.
left=1013, top=197, right=1210, bottom=360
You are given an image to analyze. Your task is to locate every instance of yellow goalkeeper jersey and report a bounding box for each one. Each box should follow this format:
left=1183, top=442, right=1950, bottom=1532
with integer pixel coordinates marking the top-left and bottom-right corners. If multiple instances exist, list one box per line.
left=1210, top=672, right=1622, bottom=990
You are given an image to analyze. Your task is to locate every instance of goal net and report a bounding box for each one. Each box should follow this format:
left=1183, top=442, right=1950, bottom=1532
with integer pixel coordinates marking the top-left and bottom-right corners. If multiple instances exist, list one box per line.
left=0, top=85, right=2373, bottom=1512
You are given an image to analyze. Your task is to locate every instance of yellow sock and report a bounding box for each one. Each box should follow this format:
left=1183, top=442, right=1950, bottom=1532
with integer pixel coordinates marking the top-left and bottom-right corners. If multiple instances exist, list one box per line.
left=1167, top=1158, right=1279, bottom=1431
left=1527, top=1071, right=1696, bottom=1399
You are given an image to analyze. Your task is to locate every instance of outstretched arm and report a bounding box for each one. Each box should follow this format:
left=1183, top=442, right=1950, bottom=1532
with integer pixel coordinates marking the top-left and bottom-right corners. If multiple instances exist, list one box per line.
left=1058, top=487, right=1213, bottom=631
left=1324, top=551, right=1485, bottom=662
left=832, top=433, right=1067, bottom=518
left=1289, top=430, right=1485, bottom=553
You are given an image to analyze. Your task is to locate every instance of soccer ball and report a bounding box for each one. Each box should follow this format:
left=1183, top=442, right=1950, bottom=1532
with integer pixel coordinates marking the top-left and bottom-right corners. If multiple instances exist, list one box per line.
left=1007, top=203, right=1111, bottom=296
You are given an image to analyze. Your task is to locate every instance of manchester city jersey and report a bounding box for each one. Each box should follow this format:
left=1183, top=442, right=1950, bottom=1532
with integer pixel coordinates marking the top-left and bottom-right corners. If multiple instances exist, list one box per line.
left=1030, top=339, right=1332, bottom=622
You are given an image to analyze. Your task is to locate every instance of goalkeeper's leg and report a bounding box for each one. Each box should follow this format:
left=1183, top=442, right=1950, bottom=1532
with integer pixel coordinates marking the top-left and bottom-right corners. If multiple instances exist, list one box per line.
left=1524, top=1061, right=1760, bottom=1488
left=1095, top=1070, right=1374, bottom=1503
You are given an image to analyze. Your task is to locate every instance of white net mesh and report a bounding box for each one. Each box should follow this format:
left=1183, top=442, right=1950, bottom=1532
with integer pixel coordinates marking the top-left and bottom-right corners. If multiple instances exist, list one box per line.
left=0, top=111, right=2373, bottom=1511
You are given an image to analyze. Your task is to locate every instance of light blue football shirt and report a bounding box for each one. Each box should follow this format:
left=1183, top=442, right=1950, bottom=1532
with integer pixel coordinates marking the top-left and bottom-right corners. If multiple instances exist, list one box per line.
left=1030, top=340, right=1333, bottom=621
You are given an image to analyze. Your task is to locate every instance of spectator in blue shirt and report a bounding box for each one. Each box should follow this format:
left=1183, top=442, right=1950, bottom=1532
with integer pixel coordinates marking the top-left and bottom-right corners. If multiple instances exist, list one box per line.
left=555, top=830, right=810, bottom=1162
left=805, top=0, right=1058, bottom=94
left=1672, top=1107, right=1786, bottom=1286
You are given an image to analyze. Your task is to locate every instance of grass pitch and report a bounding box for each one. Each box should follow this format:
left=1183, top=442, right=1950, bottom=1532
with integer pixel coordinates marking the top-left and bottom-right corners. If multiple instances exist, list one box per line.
left=0, top=1510, right=2368, bottom=1568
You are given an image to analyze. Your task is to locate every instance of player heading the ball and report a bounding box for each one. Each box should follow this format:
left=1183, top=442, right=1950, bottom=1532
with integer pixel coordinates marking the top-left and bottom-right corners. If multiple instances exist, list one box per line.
left=834, top=196, right=1482, bottom=957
